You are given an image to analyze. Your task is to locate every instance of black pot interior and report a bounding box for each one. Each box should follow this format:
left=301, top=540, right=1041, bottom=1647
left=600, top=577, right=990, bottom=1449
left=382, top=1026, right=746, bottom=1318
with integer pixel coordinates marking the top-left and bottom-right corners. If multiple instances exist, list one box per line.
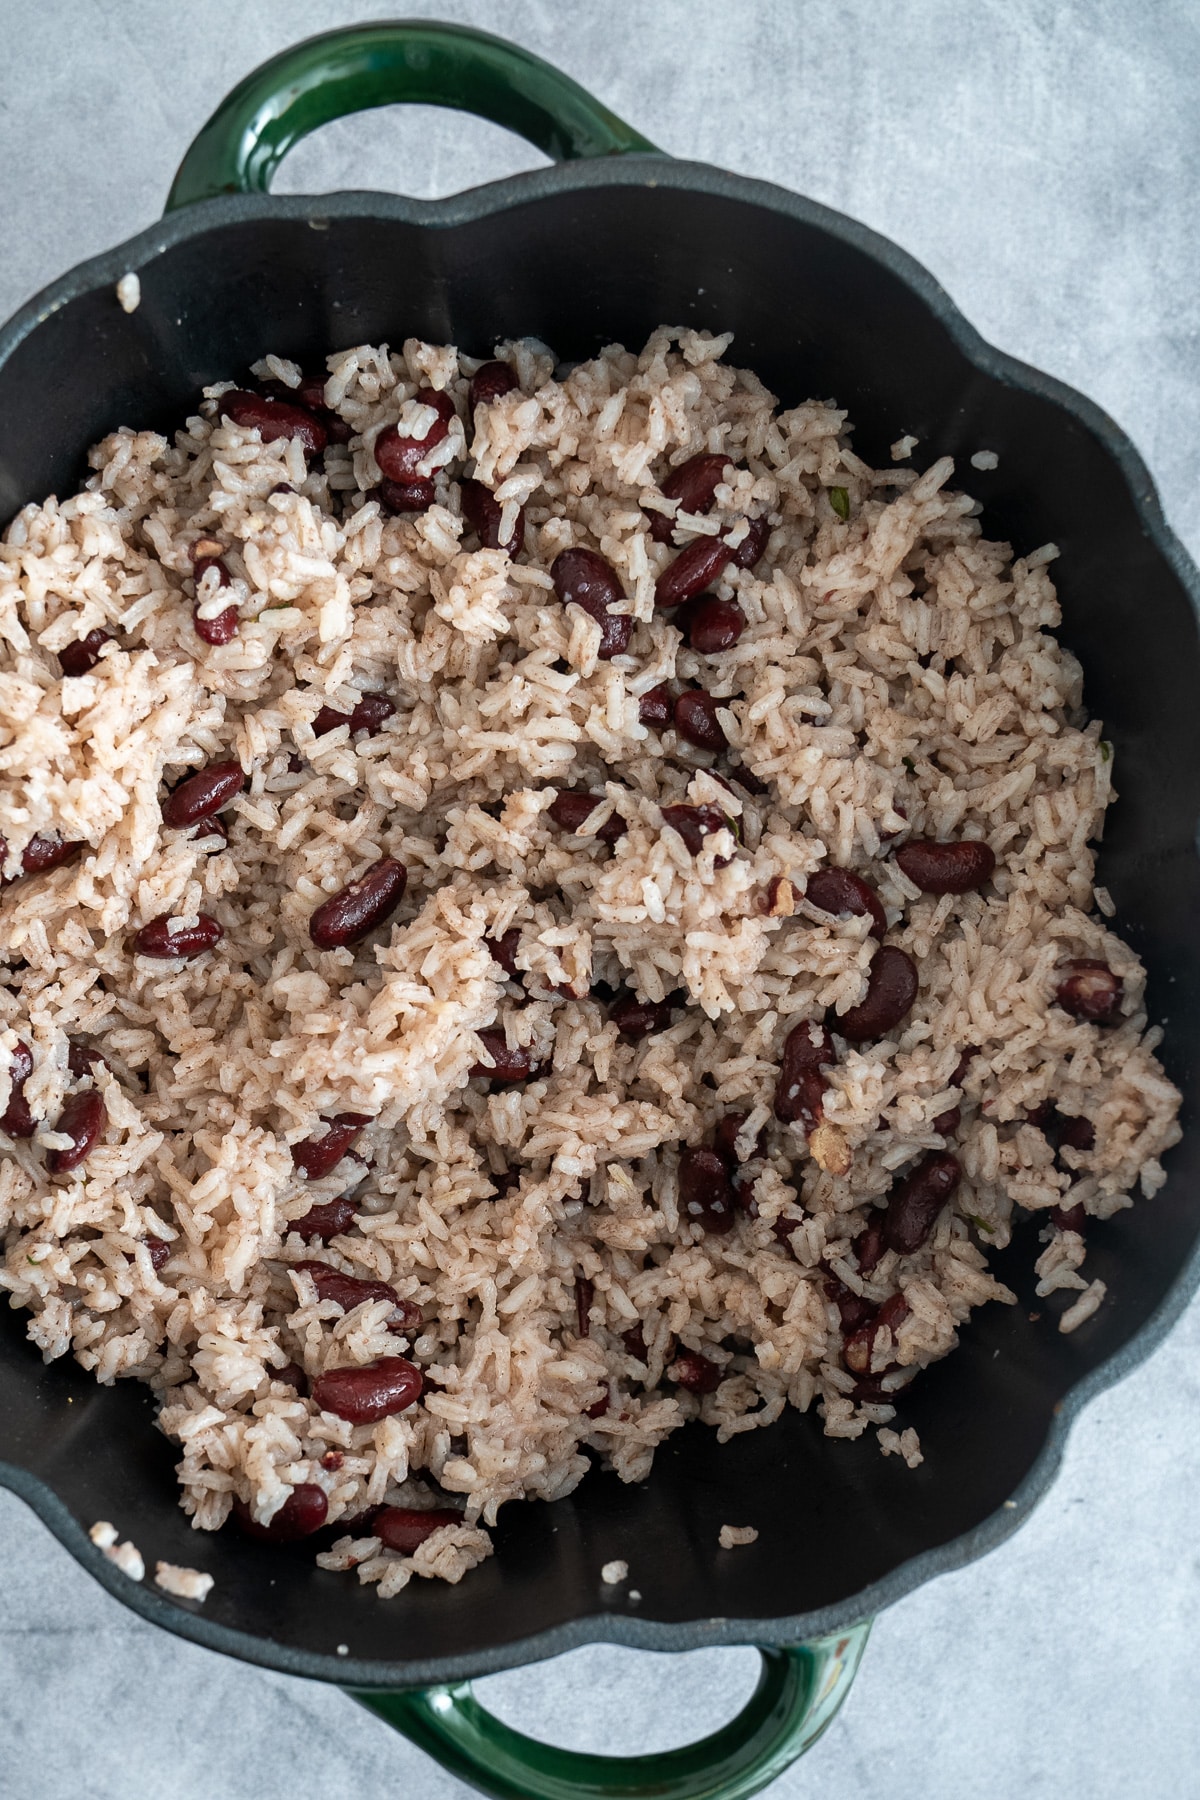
left=1, top=177, right=1197, bottom=1677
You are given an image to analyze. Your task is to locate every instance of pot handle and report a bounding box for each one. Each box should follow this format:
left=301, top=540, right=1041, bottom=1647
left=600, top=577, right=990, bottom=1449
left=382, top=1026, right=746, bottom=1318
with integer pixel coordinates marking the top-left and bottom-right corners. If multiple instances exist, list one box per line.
left=348, top=1624, right=869, bottom=1800
left=165, top=20, right=659, bottom=211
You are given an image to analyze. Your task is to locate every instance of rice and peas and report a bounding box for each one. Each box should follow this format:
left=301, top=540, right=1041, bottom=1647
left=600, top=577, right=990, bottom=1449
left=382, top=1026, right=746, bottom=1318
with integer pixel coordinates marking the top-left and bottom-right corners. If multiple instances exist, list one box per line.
left=0, top=327, right=1180, bottom=1598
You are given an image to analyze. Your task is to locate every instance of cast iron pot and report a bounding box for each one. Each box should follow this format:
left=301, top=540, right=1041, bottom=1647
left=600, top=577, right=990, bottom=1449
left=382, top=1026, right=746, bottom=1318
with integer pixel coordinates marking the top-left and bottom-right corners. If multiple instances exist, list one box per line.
left=1, top=22, right=1197, bottom=1799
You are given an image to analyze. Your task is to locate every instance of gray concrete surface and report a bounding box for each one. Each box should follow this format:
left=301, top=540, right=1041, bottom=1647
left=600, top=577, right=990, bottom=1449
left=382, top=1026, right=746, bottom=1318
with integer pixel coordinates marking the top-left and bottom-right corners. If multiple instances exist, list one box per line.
left=1, top=2, right=1198, bottom=1794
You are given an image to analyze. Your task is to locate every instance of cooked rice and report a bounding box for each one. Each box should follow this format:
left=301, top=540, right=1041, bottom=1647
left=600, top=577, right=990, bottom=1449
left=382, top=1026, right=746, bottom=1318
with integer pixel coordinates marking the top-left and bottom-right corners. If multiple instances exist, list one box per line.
left=89, top=1521, right=145, bottom=1580
left=601, top=1558, right=630, bottom=1584
left=0, top=327, right=1181, bottom=1589
left=877, top=1425, right=924, bottom=1468
left=115, top=272, right=141, bottom=316
left=154, top=1560, right=214, bottom=1602
left=718, top=1524, right=758, bottom=1548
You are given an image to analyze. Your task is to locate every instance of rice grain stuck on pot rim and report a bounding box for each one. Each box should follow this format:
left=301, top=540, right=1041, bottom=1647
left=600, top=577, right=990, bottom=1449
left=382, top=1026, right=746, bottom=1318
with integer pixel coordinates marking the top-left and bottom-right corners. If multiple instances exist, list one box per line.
left=0, top=328, right=1181, bottom=1595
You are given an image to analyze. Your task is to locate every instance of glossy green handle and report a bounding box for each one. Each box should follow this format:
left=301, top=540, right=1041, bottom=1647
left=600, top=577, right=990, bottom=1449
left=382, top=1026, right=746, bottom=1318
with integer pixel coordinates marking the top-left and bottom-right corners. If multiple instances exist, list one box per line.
left=166, top=19, right=660, bottom=210
left=349, top=1624, right=869, bottom=1800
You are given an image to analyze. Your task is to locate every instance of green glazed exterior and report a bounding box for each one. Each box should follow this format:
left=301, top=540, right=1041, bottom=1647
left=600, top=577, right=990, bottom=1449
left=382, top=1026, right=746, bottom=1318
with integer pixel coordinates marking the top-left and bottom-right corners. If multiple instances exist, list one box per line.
left=164, top=19, right=853, bottom=1799
left=352, top=1628, right=871, bottom=1800
left=165, top=18, right=659, bottom=210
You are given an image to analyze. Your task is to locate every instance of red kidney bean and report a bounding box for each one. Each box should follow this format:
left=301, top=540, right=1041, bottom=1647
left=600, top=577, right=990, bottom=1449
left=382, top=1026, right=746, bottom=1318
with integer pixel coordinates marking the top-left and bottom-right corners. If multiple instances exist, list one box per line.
left=1058, top=1115, right=1095, bottom=1155
left=232, top=1483, right=329, bottom=1543
left=309, top=857, right=407, bottom=950
left=350, top=693, right=395, bottom=735
left=729, top=514, right=770, bottom=569
left=470, top=361, right=517, bottom=409
left=670, top=1349, right=722, bottom=1394
left=289, top=370, right=329, bottom=406
left=712, top=1112, right=766, bottom=1168
left=311, top=1356, right=423, bottom=1423
left=894, top=839, right=996, bottom=895
left=193, top=552, right=230, bottom=589
left=375, top=1505, right=463, bottom=1554
left=836, top=946, right=919, bottom=1043
left=374, top=389, right=455, bottom=482
left=548, top=789, right=626, bottom=843
left=294, top=374, right=353, bottom=445
left=782, top=1066, right=829, bottom=1134
left=647, top=453, right=732, bottom=543
left=655, top=537, right=733, bottom=608
left=379, top=476, right=436, bottom=515
left=21, top=835, right=83, bottom=877
left=194, top=814, right=228, bottom=849
left=551, top=549, right=632, bottom=659
left=134, top=913, right=223, bottom=959
left=932, top=1105, right=961, bottom=1137
left=575, top=1276, right=594, bottom=1338
left=1055, top=960, right=1123, bottom=1024
left=194, top=604, right=239, bottom=645
left=678, top=1145, right=736, bottom=1235
left=806, top=868, right=887, bottom=939
left=469, top=1028, right=536, bottom=1083
left=1031, top=1106, right=1096, bottom=1178
left=585, top=1392, right=610, bottom=1420
left=609, top=991, right=673, bottom=1041
left=1, top=1040, right=36, bottom=1138
left=145, top=1236, right=171, bottom=1271
left=273, top=1360, right=308, bottom=1394
left=489, top=928, right=521, bottom=977
left=290, top=373, right=327, bottom=410
left=294, top=1196, right=358, bottom=1240
left=660, top=803, right=736, bottom=867
left=59, top=629, right=112, bottom=676
left=262, top=377, right=353, bottom=447
left=1051, top=1200, right=1087, bottom=1233
left=461, top=477, right=524, bottom=556
left=854, top=1218, right=885, bottom=1277
left=292, top=1113, right=371, bottom=1179
left=222, top=389, right=327, bottom=456
left=774, top=1022, right=836, bottom=1125
left=681, top=594, right=745, bottom=654
left=673, top=689, right=728, bottom=751
left=47, top=1089, right=105, bottom=1173
left=638, top=683, right=673, bottom=728
left=311, top=706, right=353, bottom=737
left=844, top=1291, right=910, bottom=1376
left=294, top=1260, right=421, bottom=1332
left=824, top=1273, right=875, bottom=1334
left=321, top=1449, right=344, bottom=1471
left=161, top=760, right=244, bottom=829
left=622, top=1324, right=648, bottom=1363
left=882, top=1152, right=961, bottom=1255
left=736, top=1174, right=761, bottom=1218
left=729, top=763, right=768, bottom=796
left=951, top=1046, right=979, bottom=1087
left=314, top=693, right=395, bottom=737
left=66, top=1038, right=109, bottom=1081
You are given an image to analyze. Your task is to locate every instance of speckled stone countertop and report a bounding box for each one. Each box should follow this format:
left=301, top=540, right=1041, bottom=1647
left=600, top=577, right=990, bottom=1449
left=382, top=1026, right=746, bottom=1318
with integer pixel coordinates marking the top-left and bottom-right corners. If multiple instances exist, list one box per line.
left=1, top=3, right=1198, bottom=1794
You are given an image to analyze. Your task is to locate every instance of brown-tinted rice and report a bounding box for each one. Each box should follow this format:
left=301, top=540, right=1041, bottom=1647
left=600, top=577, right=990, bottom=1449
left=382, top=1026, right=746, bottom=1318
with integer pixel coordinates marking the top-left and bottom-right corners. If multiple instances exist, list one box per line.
left=0, top=329, right=1181, bottom=1594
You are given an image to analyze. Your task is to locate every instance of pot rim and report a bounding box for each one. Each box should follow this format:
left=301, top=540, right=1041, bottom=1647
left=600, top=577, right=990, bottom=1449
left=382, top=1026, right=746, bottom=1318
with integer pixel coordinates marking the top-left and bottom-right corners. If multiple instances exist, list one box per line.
left=1, top=152, right=1197, bottom=1689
